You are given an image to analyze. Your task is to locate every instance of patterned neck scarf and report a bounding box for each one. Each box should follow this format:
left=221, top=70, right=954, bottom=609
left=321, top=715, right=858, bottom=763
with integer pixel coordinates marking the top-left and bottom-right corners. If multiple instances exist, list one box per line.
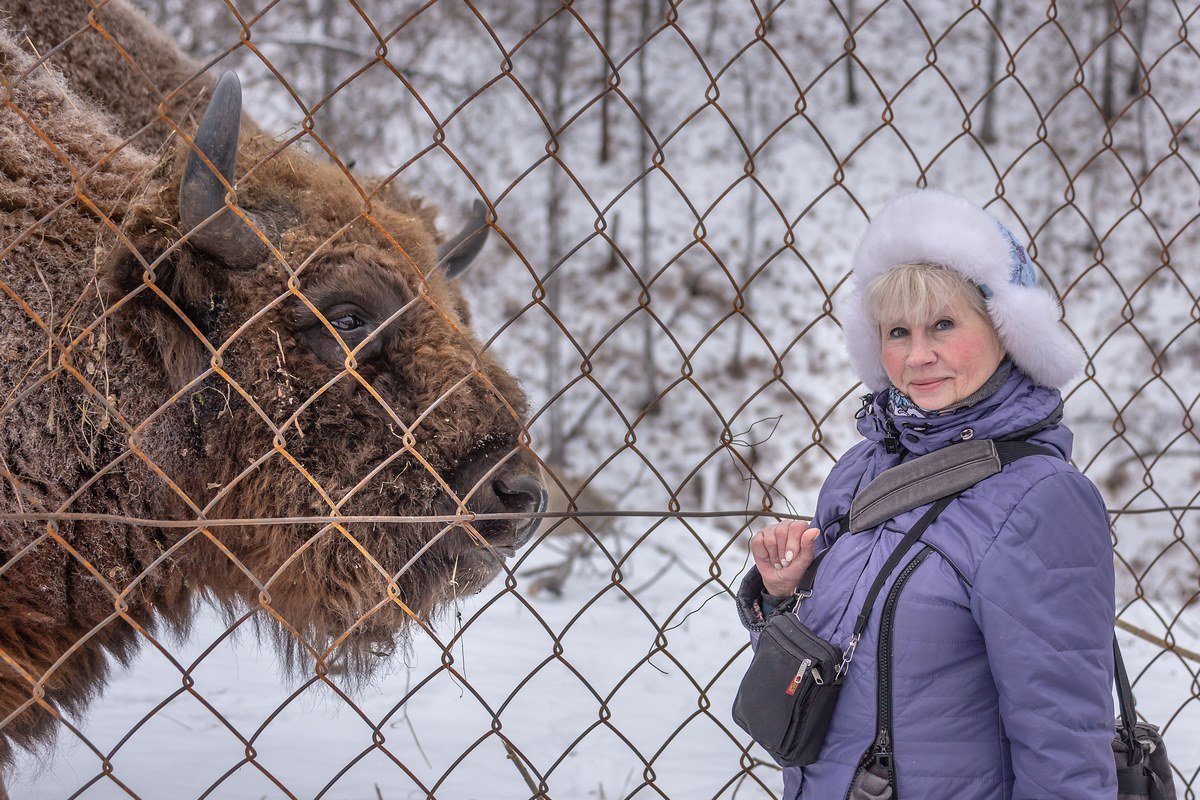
left=886, top=357, right=1013, bottom=420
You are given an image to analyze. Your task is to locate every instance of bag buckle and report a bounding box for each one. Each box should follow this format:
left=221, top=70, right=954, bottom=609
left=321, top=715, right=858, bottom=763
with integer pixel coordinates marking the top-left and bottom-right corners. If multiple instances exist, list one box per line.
left=836, top=633, right=860, bottom=679
left=789, top=587, right=813, bottom=617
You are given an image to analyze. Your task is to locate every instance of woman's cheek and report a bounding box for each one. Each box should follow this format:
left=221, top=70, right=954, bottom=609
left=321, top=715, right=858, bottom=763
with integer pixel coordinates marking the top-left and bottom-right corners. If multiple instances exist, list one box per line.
left=882, top=341, right=911, bottom=372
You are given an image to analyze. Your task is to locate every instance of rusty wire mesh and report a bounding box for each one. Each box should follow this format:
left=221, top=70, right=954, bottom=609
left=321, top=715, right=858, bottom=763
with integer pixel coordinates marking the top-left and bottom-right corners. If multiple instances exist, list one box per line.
left=1, top=0, right=1198, bottom=797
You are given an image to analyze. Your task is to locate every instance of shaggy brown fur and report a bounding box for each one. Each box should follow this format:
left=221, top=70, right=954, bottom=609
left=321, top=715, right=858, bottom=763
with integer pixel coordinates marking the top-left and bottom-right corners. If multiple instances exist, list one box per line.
left=0, top=19, right=542, bottom=785
left=0, top=0, right=216, bottom=148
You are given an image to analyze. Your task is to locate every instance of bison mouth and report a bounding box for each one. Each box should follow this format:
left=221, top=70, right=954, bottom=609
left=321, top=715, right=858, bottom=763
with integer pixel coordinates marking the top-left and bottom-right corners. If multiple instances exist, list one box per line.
left=448, top=506, right=542, bottom=582
left=469, top=509, right=543, bottom=555
left=440, top=450, right=547, bottom=566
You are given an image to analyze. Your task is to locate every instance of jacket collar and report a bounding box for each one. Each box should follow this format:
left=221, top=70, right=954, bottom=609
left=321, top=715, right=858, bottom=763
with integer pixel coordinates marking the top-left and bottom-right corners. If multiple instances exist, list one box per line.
left=856, top=365, right=1071, bottom=458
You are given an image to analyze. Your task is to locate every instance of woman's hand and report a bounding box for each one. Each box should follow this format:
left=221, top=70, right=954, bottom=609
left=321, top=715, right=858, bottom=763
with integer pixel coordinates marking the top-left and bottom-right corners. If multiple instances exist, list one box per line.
left=750, top=521, right=823, bottom=598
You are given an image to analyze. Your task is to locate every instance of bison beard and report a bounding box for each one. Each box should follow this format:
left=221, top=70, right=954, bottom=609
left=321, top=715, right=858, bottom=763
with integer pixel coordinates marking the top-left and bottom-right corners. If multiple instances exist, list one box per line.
left=0, top=12, right=544, bottom=784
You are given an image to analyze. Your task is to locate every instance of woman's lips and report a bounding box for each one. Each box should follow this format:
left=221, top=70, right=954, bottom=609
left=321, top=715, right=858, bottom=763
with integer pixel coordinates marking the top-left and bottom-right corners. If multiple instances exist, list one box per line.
left=910, top=378, right=947, bottom=390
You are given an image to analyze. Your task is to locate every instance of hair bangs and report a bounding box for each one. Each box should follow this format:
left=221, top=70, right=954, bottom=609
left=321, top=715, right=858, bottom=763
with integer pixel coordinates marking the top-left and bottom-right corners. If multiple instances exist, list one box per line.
left=864, top=262, right=988, bottom=328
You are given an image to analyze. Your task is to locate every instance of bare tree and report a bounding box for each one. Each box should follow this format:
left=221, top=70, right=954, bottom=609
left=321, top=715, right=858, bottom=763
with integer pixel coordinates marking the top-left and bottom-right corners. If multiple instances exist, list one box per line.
left=599, top=0, right=615, bottom=163
left=1125, top=0, right=1149, bottom=97
left=1100, top=0, right=1117, bottom=122
left=979, top=0, right=1005, bottom=144
left=844, top=0, right=858, bottom=106
left=636, top=0, right=660, bottom=414
left=315, top=0, right=344, bottom=159
left=540, top=0, right=572, bottom=467
left=731, top=54, right=762, bottom=377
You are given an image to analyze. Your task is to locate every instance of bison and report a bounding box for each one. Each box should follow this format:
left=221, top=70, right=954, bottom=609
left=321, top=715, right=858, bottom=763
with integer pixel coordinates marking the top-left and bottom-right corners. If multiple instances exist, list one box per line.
left=0, top=12, right=545, bottom=787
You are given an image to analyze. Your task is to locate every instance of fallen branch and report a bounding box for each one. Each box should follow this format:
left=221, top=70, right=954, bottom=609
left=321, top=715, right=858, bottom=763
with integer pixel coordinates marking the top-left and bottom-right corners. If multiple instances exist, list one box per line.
left=1116, top=618, right=1200, bottom=665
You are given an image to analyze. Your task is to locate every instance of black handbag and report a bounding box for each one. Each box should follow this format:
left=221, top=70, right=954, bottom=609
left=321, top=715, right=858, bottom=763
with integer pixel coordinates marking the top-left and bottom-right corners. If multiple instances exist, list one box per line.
left=732, top=494, right=956, bottom=767
left=730, top=607, right=846, bottom=766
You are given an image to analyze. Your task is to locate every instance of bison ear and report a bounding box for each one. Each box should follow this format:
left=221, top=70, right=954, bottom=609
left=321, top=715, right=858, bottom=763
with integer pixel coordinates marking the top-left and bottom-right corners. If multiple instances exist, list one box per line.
left=178, top=71, right=269, bottom=270
left=437, top=200, right=490, bottom=278
left=103, top=239, right=222, bottom=390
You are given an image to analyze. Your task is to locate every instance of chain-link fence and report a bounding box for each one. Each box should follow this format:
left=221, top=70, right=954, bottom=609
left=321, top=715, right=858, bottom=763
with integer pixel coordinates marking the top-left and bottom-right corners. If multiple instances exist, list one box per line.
left=1, top=0, right=1197, bottom=797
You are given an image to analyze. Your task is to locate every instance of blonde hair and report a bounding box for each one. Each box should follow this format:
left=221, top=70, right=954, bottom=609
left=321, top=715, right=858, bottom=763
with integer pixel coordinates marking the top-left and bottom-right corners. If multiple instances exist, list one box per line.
left=864, top=262, right=991, bottom=328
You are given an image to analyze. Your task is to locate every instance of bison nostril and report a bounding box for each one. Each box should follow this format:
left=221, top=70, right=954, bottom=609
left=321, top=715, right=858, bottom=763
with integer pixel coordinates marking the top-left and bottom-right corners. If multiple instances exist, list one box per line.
left=493, top=475, right=547, bottom=516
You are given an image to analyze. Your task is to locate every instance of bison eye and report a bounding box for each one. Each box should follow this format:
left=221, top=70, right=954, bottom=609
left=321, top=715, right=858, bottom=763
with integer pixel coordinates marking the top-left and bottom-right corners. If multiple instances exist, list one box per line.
left=330, top=313, right=366, bottom=332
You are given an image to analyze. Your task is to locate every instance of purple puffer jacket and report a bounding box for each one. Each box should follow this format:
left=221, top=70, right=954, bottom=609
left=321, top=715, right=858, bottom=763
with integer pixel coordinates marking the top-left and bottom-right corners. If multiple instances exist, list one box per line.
left=736, top=367, right=1116, bottom=799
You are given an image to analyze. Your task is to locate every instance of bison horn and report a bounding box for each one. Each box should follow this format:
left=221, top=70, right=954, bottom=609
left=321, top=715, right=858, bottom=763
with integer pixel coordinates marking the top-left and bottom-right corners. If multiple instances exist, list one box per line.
left=179, top=71, right=269, bottom=269
left=437, top=200, right=490, bottom=278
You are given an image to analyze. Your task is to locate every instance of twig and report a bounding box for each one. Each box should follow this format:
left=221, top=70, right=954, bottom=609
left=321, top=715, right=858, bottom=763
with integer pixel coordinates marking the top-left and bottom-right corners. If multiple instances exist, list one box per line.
left=524, top=535, right=590, bottom=596
left=562, top=392, right=607, bottom=445
left=1116, top=619, right=1200, bottom=665
left=501, top=738, right=540, bottom=794
left=387, top=668, right=433, bottom=769
left=726, top=415, right=799, bottom=518
left=627, top=549, right=680, bottom=595
left=273, top=328, right=288, bottom=365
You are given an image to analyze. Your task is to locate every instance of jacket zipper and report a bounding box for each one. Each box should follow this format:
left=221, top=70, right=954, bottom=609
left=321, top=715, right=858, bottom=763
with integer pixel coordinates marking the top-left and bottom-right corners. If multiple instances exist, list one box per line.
left=842, top=545, right=933, bottom=800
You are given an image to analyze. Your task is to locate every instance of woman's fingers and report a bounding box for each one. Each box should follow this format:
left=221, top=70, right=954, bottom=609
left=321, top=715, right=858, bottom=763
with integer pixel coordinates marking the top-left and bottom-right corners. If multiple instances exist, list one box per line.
left=752, top=521, right=811, bottom=570
left=792, top=525, right=820, bottom=568
left=751, top=523, right=778, bottom=569
left=798, top=526, right=821, bottom=564
left=783, top=523, right=805, bottom=568
left=750, top=522, right=827, bottom=598
left=749, top=527, right=771, bottom=566
left=762, top=525, right=783, bottom=569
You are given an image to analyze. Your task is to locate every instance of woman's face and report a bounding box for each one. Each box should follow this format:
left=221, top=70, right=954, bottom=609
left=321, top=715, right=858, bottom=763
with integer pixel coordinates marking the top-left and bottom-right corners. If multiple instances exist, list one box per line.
left=879, top=292, right=1005, bottom=411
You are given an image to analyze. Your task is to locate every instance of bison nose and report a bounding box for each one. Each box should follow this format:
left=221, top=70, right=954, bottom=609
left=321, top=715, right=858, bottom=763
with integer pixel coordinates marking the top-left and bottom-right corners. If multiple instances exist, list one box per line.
left=492, top=474, right=546, bottom=547
left=493, top=474, right=547, bottom=517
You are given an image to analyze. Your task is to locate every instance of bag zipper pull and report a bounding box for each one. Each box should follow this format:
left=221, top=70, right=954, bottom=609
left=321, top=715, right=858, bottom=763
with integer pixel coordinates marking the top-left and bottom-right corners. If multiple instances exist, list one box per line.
left=786, top=657, right=814, bottom=696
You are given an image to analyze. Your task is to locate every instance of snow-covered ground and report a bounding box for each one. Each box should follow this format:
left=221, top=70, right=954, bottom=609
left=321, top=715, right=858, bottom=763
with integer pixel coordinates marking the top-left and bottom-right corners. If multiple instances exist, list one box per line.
left=12, top=518, right=1198, bottom=798
left=10, top=519, right=773, bottom=798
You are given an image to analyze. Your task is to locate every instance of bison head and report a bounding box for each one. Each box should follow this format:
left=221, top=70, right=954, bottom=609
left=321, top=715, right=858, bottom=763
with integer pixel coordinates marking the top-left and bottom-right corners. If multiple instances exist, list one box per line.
left=103, top=73, right=545, bottom=675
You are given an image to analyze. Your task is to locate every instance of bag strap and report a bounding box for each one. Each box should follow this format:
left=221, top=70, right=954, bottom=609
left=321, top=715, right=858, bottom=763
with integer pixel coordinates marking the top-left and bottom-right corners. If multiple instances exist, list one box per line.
left=806, top=439, right=1057, bottom=677
left=799, top=439, right=1055, bottom=596
left=848, top=439, right=1058, bottom=533
left=851, top=493, right=956, bottom=637
left=835, top=492, right=959, bottom=676
left=1114, top=636, right=1143, bottom=766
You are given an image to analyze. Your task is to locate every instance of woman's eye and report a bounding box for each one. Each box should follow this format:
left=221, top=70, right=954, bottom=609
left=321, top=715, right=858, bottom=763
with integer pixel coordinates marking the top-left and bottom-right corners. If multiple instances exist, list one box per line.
left=330, top=314, right=365, bottom=332
left=934, top=318, right=954, bottom=332
left=888, top=327, right=908, bottom=339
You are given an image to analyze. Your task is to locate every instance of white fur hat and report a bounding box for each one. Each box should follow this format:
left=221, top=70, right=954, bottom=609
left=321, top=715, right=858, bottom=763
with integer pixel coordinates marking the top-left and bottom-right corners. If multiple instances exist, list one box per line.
left=841, top=189, right=1085, bottom=392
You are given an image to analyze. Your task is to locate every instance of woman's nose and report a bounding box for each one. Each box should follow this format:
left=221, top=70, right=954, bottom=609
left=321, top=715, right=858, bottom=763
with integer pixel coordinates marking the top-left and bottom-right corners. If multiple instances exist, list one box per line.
left=906, top=335, right=936, bottom=366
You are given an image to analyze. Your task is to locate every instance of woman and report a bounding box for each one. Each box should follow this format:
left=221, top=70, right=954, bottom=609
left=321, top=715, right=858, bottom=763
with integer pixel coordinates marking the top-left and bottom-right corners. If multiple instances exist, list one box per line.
left=736, top=190, right=1116, bottom=799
